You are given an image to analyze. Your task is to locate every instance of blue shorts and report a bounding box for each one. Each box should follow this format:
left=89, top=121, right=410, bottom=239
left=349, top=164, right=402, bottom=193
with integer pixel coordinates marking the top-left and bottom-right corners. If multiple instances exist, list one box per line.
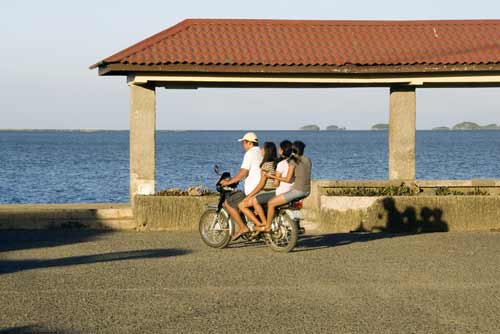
left=255, top=191, right=276, bottom=204
left=282, top=189, right=309, bottom=202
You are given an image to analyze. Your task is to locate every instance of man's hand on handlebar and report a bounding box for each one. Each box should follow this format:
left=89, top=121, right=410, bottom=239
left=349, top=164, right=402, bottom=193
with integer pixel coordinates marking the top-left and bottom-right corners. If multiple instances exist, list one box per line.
left=219, top=179, right=231, bottom=187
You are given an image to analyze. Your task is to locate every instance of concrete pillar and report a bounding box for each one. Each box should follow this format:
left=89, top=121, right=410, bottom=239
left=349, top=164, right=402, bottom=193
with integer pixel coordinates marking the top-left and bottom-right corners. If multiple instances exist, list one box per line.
left=389, top=86, right=416, bottom=180
left=130, top=83, right=156, bottom=202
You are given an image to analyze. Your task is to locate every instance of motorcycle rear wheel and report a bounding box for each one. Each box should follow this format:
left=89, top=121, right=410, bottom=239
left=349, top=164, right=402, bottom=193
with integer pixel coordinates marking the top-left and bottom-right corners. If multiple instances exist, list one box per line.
left=266, top=214, right=298, bottom=253
left=199, top=208, right=231, bottom=249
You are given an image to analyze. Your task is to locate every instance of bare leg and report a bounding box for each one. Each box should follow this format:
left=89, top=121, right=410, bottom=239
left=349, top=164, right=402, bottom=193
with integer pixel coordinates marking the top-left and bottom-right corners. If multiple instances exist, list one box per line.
left=238, top=200, right=262, bottom=226
left=257, top=195, right=288, bottom=231
left=224, top=200, right=249, bottom=240
left=252, top=198, right=267, bottom=226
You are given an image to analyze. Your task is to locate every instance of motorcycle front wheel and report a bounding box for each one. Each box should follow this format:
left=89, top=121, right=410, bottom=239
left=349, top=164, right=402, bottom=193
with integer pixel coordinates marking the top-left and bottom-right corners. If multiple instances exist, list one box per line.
left=199, top=208, right=231, bottom=249
left=265, top=214, right=298, bottom=253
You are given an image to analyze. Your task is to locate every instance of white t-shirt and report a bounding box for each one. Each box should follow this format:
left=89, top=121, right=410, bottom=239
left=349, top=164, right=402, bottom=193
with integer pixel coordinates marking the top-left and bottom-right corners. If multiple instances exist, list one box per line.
left=241, top=146, right=262, bottom=195
left=275, top=160, right=294, bottom=196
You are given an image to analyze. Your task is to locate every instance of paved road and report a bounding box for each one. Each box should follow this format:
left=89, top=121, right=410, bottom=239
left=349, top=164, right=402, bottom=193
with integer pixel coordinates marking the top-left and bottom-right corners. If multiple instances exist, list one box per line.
left=1, top=230, right=499, bottom=334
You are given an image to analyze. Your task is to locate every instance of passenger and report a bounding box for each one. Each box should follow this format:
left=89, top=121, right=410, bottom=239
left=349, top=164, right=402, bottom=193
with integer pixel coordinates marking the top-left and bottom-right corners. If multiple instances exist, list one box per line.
left=256, top=140, right=312, bottom=232
left=246, top=140, right=294, bottom=226
left=238, top=142, right=278, bottom=226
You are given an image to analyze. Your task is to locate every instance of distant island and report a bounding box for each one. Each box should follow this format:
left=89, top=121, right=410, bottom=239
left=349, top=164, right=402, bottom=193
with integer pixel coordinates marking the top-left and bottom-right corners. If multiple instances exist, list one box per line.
left=325, top=125, right=346, bottom=131
left=366, top=121, right=499, bottom=131
left=299, top=124, right=347, bottom=131
left=453, top=122, right=481, bottom=130
left=300, top=124, right=320, bottom=131
left=371, top=123, right=389, bottom=130
left=431, top=122, right=500, bottom=130
left=479, top=123, right=499, bottom=130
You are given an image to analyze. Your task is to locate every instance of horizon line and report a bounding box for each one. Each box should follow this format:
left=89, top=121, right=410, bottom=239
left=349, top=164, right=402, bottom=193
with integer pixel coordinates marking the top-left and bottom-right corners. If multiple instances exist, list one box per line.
left=1, top=128, right=498, bottom=132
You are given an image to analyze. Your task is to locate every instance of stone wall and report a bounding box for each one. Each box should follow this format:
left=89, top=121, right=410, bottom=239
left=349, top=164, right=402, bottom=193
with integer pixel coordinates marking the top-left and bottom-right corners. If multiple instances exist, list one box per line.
left=319, top=195, right=500, bottom=233
left=0, top=203, right=133, bottom=230
left=2, top=180, right=499, bottom=233
left=305, top=179, right=500, bottom=233
left=134, top=195, right=218, bottom=231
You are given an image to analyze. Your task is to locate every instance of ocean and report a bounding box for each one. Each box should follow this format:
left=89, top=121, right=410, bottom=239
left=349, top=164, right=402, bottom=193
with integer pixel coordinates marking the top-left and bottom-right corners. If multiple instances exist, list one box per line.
left=0, top=130, right=499, bottom=204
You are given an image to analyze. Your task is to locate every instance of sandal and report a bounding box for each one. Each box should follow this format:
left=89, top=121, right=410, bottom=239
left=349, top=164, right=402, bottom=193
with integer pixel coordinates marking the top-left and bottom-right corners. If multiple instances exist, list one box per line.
left=255, top=224, right=272, bottom=233
left=231, top=229, right=249, bottom=241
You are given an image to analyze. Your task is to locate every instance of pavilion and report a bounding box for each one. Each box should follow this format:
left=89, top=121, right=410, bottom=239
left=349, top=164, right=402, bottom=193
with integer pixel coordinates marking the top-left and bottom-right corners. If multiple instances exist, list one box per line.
left=90, top=19, right=500, bottom=202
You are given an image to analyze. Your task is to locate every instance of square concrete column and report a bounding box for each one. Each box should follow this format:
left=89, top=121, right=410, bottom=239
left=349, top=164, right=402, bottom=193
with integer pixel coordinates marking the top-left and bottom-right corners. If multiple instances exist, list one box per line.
left=130, top=83, right=156, bottom=201
left=389, top=86, right=416, bottom=180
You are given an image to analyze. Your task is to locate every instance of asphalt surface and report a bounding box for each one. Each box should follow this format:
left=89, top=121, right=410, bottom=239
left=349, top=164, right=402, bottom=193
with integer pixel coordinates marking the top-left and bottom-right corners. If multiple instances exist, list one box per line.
left=1, top=230, right=499, bottom=334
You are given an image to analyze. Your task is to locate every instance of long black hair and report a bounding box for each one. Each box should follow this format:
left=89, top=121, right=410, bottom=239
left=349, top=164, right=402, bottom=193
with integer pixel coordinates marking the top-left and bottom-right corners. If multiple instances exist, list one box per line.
left=278, top=140, right=293, bottom=162
left=260, top=142, right=278, bottom=168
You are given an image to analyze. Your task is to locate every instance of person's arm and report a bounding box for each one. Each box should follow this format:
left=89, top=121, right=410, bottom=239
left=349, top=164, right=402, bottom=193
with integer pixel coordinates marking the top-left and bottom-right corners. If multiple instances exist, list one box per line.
left=274, top=161, right=287, bottom=187
left=273, top=171, right=282, bottom=187
left=267, top=164, right=295, bottom=184
left=220, top=168, right=248, bottom=186
left=245, top=171, right=267, bottom=198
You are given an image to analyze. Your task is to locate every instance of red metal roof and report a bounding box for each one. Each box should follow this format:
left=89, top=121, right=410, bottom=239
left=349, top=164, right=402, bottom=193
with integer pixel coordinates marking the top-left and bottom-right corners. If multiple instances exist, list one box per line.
left=91, top=19, right=500, bottom=70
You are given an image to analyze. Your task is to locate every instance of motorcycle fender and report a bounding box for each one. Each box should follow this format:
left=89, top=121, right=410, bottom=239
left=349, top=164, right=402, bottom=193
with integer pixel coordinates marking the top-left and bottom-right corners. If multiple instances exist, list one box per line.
left=284, top=209, right=302, bottom=222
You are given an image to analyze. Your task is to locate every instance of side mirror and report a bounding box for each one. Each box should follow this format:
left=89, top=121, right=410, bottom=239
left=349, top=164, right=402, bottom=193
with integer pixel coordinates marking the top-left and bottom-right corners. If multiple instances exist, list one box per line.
left=213, top=165, right=221, bottom=175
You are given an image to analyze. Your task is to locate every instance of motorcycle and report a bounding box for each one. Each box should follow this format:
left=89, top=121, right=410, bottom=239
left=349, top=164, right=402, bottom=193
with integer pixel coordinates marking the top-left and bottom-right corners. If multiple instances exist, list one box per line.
left=199, top=165, right=304, bottom=253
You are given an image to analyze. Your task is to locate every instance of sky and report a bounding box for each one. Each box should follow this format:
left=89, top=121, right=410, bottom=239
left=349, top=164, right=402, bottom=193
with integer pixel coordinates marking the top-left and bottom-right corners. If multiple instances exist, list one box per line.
left=0, top=0, right=499, bottom=130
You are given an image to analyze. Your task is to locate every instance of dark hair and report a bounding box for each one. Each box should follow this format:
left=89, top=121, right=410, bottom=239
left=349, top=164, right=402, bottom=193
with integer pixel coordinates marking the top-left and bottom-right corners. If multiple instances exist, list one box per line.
left=260, top=142, right=277, bottom=168
left=292, top=141, right=306, bottom=156
left=279, top=140, right=293, bottom=161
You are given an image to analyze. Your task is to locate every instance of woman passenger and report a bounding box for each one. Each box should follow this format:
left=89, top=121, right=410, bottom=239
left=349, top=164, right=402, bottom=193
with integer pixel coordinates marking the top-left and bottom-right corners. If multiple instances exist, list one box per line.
left=238, top=142, right=277, bottom=226
left=249, top=140, right=294, bottom=226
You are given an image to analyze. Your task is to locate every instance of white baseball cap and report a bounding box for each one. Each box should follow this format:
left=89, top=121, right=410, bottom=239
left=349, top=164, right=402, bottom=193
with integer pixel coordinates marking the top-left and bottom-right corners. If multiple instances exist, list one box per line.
left=238, top=132, right=259, bottom=143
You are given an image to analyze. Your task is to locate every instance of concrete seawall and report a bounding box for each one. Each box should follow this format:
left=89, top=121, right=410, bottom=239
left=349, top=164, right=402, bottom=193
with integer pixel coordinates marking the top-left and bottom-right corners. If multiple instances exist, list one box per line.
left=1, top=179, right=499, bottom=233
left=134, top=195, right=217, bottom=231
left=0, top=203, right=133, bottom=230
left=318, top=195, right=500, bottom=233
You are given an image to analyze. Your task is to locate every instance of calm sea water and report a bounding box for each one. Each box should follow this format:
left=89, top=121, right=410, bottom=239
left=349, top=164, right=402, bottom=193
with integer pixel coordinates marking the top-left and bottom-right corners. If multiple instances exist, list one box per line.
left=0, top=130, right=499, bottom=204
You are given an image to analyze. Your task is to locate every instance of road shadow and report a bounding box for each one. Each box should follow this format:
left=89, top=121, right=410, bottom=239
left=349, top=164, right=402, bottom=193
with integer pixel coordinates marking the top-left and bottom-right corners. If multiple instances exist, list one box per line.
left=297, top=197, right=449, bottom=252
left=0, top=248, right=190, bottom=275
left=0, top=230, right=112, bottom=254
left=297, top=232, right=403, bottom=251
left=0, top=325, right=60, bottom=334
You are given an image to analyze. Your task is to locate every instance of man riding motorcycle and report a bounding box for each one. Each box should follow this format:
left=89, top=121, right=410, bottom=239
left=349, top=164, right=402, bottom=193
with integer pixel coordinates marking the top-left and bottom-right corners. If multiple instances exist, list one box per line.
left=219, top=132, right=262, bottom=241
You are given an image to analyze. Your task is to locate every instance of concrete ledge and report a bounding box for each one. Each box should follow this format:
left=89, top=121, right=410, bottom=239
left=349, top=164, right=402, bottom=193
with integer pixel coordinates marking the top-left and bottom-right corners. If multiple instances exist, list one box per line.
left=0, top=203, right=134, bottom=230
left=309, top=179, right=500, bottom=189
left=318, top=195, right=500, bottom=233
left=134, top=195, right=218, bottom=231
left=2, top=181, right=499, bottom=233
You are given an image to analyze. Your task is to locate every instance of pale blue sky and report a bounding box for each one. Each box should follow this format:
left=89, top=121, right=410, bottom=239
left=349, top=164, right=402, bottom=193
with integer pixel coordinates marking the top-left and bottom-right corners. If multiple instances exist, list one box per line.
left=1, top=0, right=499, bottom=130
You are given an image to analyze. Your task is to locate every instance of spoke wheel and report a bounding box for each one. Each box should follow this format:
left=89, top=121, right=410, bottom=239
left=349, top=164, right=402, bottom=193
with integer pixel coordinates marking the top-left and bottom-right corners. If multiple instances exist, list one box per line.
left=199, top=208, right=231, bottom=249
left=266, top=214, right=298, bottom=253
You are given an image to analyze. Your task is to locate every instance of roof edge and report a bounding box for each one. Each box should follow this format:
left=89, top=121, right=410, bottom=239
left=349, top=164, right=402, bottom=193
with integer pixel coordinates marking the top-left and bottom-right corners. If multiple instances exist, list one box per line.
left=89, top=18, right=500, bottom=70
left=97, top=62, right=500, bottom=76
left=89, top=18, right=193, bottom=69
left=171, top=18, right=500, bottom=25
